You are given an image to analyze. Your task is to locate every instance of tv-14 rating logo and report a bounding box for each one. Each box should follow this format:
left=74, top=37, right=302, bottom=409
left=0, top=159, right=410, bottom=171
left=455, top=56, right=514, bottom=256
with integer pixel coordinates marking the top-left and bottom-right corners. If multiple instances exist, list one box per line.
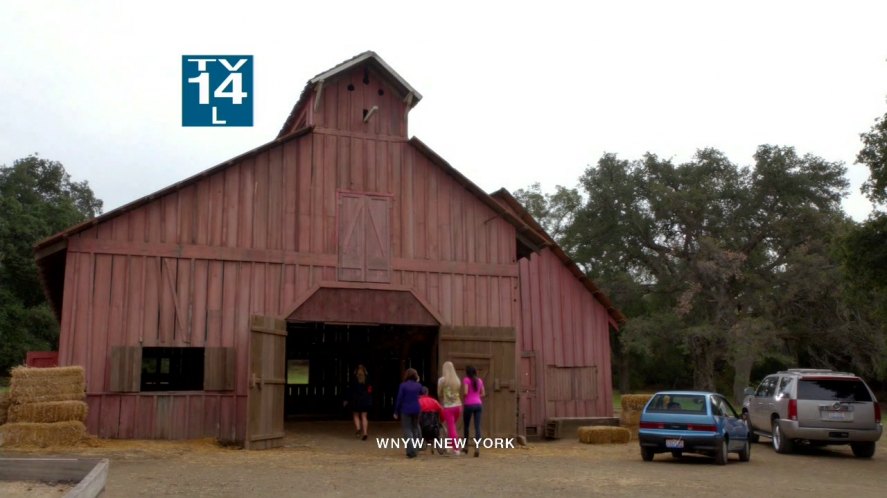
left=182, top=55, right=253, bottom=127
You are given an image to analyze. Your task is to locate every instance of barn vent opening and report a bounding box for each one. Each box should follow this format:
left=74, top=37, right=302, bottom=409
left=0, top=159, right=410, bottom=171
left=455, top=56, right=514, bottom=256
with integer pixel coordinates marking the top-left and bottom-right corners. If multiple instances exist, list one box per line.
left=377, top=89, right=384, bottom=96
left=347, top=83, right=355, bottom=91
left=362, top=108, right=368, bottom=120
left=362, top=68, right=370, bottom=85
left=284, top=322, right=437, bottom=421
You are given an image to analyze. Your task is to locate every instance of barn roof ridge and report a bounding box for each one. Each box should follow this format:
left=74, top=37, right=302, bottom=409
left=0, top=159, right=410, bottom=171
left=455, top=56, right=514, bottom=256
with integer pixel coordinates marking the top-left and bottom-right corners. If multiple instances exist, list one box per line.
left=277, top=51, right=422, bottom=139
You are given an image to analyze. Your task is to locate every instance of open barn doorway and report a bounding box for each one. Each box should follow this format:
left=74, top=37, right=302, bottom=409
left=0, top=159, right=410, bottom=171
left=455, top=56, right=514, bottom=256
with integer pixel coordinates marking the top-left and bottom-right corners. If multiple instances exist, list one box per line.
left=284, top=322, right=438, bottom=421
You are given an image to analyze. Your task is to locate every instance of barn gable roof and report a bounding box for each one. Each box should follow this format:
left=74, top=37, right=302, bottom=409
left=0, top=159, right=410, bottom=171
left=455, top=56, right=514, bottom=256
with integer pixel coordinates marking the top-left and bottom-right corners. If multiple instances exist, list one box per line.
left=34, top=51, right=622, bottom=326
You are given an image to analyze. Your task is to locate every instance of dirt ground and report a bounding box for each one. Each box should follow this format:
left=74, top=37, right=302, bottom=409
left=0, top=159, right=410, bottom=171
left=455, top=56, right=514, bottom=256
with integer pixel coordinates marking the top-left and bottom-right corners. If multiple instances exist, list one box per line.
left=2, top=421, right=885, bottom=497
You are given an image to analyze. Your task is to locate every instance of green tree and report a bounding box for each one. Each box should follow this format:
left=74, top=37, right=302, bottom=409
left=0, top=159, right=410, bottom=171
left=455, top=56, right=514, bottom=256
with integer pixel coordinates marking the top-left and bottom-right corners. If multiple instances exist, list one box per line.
left=525, top=146, right=859, bottom=400
left=0, top=155, right=102, bottom=374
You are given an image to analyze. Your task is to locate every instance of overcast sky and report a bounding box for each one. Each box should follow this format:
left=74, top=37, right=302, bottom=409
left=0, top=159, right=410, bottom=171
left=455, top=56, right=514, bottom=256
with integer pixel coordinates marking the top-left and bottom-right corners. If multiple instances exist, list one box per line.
left=2, top=1, right=885, bottom=221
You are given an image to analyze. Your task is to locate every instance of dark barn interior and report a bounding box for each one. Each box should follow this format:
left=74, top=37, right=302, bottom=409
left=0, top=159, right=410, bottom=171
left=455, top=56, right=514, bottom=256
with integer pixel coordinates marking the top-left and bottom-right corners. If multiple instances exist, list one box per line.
left=284, top=323, right=438, bottom=420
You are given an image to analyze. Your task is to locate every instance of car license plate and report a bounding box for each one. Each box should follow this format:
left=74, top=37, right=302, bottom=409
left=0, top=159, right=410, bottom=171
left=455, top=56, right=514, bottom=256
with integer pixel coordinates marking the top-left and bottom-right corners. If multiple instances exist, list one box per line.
left=665, top=439, right=684, bottom=449
left=823, top=410, right=851, bottom=421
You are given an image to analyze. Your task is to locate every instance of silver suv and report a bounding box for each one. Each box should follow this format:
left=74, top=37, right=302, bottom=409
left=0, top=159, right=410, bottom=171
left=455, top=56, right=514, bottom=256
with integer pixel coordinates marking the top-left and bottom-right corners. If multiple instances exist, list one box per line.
left=742, top=369, right=882, bottom=458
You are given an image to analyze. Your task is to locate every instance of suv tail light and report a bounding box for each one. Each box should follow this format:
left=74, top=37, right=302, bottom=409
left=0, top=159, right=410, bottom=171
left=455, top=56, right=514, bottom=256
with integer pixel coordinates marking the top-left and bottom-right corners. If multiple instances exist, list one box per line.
left=788, top=399, right=798, bottom=421
left=875, top=403, right=881, bottom=424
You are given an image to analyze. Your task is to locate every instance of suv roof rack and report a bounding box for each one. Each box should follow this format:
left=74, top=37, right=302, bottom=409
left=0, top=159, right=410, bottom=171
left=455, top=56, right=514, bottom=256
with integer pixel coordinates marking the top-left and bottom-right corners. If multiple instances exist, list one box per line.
left=781, top=368, right=856, bottom=376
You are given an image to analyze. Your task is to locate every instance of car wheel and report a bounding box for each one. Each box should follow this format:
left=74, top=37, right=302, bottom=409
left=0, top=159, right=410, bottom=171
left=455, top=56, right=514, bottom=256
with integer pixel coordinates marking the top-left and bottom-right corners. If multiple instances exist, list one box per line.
left=738, top=438, right=751, bottom=462
left=641, top=446, right=654, bottom=462
left=671, top=450, right=682, bottom=458
left=851, top=442, right=876, bottom=458
left=771, top=419, right=793, bottom=454
left=714, top=438, right=728, bottom=465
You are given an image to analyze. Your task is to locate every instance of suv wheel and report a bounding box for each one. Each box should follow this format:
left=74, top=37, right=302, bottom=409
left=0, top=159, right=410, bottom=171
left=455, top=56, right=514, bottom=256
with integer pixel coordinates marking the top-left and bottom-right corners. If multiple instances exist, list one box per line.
left=714, top=438, right=728, bottom=465
left=851, top=442, right=876, bottom=458
left=771, top=419, right=794, bottom=454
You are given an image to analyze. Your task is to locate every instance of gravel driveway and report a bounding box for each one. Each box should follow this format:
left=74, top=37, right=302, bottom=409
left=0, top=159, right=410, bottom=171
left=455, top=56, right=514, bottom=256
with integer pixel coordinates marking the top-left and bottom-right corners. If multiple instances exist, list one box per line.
left=2, top=421, right=885, bottom=497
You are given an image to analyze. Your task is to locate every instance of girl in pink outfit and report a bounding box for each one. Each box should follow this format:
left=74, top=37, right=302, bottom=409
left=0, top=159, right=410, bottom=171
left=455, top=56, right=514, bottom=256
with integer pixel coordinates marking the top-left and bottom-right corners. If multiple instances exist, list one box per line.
left=462, top=365, right=485, bottom=457
left=437, top=361, right=462, bottom=455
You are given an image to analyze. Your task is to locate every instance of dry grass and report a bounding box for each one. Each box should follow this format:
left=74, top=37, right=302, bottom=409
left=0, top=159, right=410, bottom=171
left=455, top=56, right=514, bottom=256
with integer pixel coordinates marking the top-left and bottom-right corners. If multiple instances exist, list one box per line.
left=0, top=421, right=86, bottom=447
left=8, top=401, right=88, bottom=424
left=577, top=426, right=631, bottom=444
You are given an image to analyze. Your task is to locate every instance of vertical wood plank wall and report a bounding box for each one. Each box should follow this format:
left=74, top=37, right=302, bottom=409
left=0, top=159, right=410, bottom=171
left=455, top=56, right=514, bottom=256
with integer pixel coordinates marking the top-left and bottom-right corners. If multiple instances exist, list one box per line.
left=55, top=66, right=615, bottom=440
left=57, top=131, right=522, bottom=440
left=518, top=249, right=614, bottom=430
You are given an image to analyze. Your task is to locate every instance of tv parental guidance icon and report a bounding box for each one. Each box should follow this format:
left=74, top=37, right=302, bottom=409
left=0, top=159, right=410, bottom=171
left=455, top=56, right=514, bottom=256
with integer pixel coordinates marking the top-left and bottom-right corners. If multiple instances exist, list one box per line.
left=182, top=55, right=253, bottom=126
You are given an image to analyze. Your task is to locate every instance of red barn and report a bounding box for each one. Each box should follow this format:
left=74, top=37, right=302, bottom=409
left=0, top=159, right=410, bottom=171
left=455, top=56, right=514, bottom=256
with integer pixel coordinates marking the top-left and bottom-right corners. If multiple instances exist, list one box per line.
left=35, top=52, right=624, bottom=448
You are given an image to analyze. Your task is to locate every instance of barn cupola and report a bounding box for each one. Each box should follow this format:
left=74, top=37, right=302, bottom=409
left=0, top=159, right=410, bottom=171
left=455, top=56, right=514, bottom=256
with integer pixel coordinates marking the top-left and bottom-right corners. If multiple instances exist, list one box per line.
left=277, top=51, right=422, bottom=139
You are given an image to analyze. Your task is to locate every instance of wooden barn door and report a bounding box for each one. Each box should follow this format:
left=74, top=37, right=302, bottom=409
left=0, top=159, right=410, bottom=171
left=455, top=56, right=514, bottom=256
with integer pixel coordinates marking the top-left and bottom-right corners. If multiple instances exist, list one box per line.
left=438, top=327, right=517, bottom=437
left=246, top=315, right=286, bottom=450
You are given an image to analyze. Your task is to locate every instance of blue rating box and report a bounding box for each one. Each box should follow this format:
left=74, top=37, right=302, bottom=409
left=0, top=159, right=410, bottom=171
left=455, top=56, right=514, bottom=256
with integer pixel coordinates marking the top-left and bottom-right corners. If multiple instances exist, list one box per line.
left=182, top=55, right=253, bottom=127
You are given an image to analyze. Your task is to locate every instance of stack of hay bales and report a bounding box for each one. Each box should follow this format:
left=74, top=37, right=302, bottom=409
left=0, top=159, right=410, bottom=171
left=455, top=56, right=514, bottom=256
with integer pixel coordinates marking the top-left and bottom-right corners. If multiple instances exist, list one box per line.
left=578, top=425, right=631, bottom=444
left=0, top=366, right=88, bottom=447
left=620, top=394, right=653, bottom=438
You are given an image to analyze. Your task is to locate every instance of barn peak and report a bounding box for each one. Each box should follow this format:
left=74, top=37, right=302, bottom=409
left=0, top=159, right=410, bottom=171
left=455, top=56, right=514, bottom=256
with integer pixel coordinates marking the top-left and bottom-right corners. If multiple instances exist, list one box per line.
left=277, top=51, right=422, bottom=139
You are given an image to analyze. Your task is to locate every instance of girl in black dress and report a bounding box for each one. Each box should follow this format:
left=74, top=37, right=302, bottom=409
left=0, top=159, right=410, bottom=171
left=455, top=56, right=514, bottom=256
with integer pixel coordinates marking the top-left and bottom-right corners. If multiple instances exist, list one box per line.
left=345, top=364, right=372, bottom=440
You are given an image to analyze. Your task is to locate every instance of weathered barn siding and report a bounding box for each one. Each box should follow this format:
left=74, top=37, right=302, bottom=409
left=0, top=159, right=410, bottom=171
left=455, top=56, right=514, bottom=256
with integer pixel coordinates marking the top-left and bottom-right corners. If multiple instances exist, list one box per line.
left=518, top=249, right=613, bottom=430
left=41, top=52, right=620, bottom=441
left=57, top=130, right=520, bottom=439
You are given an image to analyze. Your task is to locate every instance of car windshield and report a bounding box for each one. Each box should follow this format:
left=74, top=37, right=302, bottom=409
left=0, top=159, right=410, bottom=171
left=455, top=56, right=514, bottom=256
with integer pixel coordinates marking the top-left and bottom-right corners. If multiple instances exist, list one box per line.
left=646, top=394, right=707, bottom=413
left=797, top=379, right=872, bottom=402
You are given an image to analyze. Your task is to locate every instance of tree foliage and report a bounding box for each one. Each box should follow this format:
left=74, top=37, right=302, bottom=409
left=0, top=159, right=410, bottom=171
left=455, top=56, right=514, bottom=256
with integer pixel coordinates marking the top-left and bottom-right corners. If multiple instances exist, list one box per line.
left=523, top=146, right=885, bottom=400
left=858, top=112, right=887, bottom=206
left=0, top=155, right=102, bottom=375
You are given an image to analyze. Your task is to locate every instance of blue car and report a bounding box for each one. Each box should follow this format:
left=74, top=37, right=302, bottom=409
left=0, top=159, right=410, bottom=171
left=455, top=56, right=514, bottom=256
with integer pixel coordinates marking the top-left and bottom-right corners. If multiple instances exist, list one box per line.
left=638, top=391, right=751, bottom=465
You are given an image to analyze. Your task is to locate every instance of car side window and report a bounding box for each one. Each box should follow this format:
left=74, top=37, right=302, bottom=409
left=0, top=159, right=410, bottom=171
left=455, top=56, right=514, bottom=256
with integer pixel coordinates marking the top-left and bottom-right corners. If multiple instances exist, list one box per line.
left=719, top=396, right=740, bottom=418
left=711, top=397, right=725, bottom=417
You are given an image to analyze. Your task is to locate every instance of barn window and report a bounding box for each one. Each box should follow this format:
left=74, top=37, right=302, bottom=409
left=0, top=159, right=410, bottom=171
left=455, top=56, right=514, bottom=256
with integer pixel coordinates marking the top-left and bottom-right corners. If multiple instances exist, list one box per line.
left=141, top=347, right=205, bottom=391
left=337, top=193, right=391, bottom=283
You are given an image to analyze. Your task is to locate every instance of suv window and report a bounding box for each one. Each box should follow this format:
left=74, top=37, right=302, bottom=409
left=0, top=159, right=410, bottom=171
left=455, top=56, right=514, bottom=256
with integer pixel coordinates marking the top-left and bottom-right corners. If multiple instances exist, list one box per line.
left=756, top=376, right=778, bottom=397
left=797, top=378, right=873, bottom=402
left=777, top=376, right=793, bottom=397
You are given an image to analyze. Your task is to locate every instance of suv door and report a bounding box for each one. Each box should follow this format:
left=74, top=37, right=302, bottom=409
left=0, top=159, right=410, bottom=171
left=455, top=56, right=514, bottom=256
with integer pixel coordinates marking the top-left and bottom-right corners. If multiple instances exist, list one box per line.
left=748, top=375, right=779, bottom=432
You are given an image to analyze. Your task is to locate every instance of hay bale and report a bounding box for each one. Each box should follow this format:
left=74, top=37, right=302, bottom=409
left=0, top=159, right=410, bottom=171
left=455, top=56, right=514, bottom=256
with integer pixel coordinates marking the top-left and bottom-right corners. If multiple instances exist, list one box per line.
left=578, top=426, right=631, bottom=444
left=620, top=409, right=642, bottom=427
left=620, top=394, right=653, bottom=412
left=0, top=392, right=9, bottom=425
left=8, top=401, right=88, bottom=423
left=0, top=421, right=86, bottom=447
left=10, top=365, right=84, bottom=379
left=9, top=366, right=85, bottom=405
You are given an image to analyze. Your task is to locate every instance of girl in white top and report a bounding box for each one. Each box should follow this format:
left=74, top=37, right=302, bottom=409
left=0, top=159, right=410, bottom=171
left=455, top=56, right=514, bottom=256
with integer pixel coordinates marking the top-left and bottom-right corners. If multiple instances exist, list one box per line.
left=437, top=361, right=462, bottom=455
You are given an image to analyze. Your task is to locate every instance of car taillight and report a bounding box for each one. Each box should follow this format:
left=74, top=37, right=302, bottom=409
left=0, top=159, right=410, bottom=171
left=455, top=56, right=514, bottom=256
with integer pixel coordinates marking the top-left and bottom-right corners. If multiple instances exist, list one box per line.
left=686, top=424, right=716, bottom=432
left=639, top=422, right=664, bottom=429
left=875, top=403, right=881, bottom=424
left=788, top=399, right=798, bottom=421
